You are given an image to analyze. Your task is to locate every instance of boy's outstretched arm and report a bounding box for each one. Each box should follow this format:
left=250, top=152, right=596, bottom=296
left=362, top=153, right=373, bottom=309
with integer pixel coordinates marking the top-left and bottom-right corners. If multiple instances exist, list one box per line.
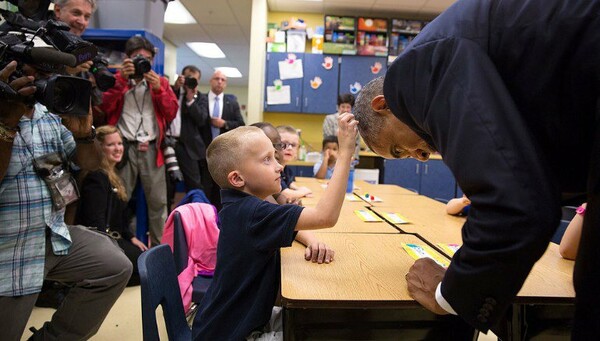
left=296, top=112, right=358, bottom=230
left=295, top=231, right=335, bottom=264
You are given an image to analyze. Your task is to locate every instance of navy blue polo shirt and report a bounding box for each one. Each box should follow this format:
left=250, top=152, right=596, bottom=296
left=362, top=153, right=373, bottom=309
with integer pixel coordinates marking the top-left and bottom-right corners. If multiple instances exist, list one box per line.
left=280, top=166, right=295, bottom=190
left=192, top=189, right=303, bottom=340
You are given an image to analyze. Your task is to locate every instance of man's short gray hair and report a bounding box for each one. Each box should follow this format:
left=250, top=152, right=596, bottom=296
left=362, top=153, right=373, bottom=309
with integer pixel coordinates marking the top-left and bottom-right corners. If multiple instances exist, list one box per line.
left=354, top=76, right=385, bottom=148
left=54, top=0, right=97, bottom=13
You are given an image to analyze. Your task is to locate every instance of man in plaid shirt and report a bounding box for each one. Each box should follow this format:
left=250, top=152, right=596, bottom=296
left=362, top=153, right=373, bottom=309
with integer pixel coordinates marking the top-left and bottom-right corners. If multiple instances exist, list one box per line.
left=0, top=61, right=132, bottom=340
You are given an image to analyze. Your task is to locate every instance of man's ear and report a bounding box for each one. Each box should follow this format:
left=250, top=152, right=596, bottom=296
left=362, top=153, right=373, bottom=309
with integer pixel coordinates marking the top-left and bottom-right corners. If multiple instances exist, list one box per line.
left=371, top=95, right=389, bottom=114
left=53, top=4, right=61, bottom=17
left=227, top=170, right=244, bottom=188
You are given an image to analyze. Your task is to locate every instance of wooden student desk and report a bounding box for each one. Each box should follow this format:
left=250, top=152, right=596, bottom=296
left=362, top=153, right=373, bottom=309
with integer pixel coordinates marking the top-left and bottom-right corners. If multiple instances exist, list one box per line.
left=280, top=233, right=452, bottom=339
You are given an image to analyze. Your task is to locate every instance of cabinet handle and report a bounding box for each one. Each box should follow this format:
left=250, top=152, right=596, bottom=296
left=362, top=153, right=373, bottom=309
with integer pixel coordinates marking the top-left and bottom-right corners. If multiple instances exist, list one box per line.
left=416, top=164, right=420, bottom=174
left=304, top=98, right=308, bottom=107
left=424, top=164, right=428, bottom=174
left=296, top=97, right=299, bottom=107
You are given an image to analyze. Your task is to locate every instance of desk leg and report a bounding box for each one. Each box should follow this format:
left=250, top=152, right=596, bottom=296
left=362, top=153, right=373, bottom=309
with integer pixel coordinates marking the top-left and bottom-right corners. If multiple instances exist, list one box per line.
left=283, top=307, right=295, bottom=341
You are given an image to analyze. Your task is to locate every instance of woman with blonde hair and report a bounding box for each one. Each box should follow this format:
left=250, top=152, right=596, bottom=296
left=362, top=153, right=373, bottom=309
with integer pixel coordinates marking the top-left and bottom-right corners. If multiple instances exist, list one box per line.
left=77, top=125, right=147, bottom=286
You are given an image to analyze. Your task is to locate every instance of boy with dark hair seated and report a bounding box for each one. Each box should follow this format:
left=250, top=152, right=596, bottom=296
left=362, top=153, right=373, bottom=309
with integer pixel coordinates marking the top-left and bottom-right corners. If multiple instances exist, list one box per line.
left=193, top=113, right=358, bottom=340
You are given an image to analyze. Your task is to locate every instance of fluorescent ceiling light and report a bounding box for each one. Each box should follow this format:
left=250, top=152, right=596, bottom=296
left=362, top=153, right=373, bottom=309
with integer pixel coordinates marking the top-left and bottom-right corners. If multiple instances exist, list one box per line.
left=186, top=42, right=226, bottom=58
left=164, top=0, right=196, bottom=24
left=215, top=67, right=242, bottom=78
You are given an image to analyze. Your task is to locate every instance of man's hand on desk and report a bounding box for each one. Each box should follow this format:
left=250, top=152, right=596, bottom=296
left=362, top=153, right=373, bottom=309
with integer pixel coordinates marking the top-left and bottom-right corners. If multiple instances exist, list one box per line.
left=406, top=258, right=449, bottom=315
left=304, top=242, right=334, bottom=264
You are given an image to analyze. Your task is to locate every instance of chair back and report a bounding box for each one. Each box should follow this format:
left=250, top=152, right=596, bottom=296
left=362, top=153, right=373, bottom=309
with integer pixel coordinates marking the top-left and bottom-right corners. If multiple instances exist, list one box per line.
left=138, top=244, right=191, bottom=341
left=173, top=212, right=189, bottom=274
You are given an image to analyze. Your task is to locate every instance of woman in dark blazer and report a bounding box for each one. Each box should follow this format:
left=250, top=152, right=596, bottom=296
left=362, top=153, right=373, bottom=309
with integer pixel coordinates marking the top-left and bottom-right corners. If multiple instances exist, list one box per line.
left=77, top=125, right=148, bottom=286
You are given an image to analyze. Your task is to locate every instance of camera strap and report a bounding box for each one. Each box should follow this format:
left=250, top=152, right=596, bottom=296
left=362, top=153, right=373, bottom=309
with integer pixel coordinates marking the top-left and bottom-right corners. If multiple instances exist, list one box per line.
left=19, top=121, right=80, bottom=211
left=132, top=80, right=148, bottom=138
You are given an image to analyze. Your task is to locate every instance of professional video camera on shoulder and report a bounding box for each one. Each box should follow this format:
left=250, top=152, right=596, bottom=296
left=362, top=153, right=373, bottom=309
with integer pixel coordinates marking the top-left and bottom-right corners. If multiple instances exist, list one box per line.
left=0, top=9, right=98, bottom=116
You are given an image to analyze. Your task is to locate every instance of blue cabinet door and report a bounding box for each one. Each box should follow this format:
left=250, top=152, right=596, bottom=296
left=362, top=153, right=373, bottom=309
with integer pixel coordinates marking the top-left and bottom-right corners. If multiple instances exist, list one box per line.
left=419, top=160, right=457, bottom=202
left=383, top=159, right=420, bottom=193
left=338, top=55, right=387, bottom=96
left=264, top=52, right=304, bottom=113
left=302, top=54, right=339, bottom=114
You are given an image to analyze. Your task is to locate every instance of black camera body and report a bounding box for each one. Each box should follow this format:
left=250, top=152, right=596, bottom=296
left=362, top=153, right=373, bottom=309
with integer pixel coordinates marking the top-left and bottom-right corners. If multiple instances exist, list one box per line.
left=131, top=54, right=151, bottom=78
left=90, top=56, right=115, bottom=91
left=184, top=76, right=198, bottom=89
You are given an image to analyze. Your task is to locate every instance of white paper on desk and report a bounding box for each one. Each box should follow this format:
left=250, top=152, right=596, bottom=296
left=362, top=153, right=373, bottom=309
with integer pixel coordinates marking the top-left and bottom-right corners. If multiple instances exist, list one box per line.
left=278, top=59, right=303, bottom=80
left=266, top=85, right=291, bottom=105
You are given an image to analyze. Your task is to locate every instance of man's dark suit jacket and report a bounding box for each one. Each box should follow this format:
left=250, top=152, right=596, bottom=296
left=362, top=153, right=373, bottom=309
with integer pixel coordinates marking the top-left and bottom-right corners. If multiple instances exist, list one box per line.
left=202, top=92, right=245, bottom=142
left=383, top=0, right=600, bottom=335
left=174, top=89, right=210, bottom=161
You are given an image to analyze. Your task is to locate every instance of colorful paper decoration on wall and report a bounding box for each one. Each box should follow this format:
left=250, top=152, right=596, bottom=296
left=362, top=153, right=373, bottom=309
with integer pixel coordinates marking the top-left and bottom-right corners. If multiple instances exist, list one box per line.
left=278, top=54, right=303, bottom=80
left=310, top=77, right=323, bottom=89
left=349, top=82, right=362, bottom=95
left=322, top=56, right=333, bottom=70
left=266, top=79, right=291, bottom=105
left=371, top=61, right=382, bottom=74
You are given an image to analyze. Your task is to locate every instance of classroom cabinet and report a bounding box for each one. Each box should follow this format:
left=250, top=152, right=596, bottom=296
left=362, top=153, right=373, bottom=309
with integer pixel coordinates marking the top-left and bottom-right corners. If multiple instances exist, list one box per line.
left=265, top=52, right=339, bottom=114
left=383, top=158, right=457, bottom=202
left=288, top=165, right=314, bottom=178
left=338, top=55, right=387, bottom=96
left=264, top=52, right=305, bottom=112
left=264, top=53, right=386, bottom=113
left=301, top=54, right=339, bottom=114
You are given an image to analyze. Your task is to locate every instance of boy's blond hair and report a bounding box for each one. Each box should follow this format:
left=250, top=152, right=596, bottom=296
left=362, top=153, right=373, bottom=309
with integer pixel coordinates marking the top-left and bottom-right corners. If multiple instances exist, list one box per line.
left=207, top=126, right=264, bottom=188
left=276, top=125, right=298, bottom=136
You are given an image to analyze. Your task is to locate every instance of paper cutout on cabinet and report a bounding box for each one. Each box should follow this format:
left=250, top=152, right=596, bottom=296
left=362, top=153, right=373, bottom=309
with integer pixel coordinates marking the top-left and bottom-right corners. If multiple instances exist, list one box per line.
left=310, top=77, right=322, bottom=89
left=266, top=80, right=291, bottom=105
left=278, top=54, right=303, bottom=80
left=349, top=82, right=362, bottom=95
left=370, top=61, right=382, bottom=74
left=322, top=56, right=333, bottom=70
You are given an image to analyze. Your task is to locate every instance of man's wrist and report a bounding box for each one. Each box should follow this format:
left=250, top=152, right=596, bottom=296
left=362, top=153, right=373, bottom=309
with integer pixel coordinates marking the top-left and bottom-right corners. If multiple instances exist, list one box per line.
left=75, top=125, right=96, bottom=143
left=435, top=282, right=457, bottom=315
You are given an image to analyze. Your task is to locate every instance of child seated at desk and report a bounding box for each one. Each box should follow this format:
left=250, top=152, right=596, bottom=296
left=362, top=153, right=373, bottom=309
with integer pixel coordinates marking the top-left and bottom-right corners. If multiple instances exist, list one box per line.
left=276, top=125, right=312, bottom=196
left=192, top=113, right=358, bottom=340
left=314, top=135, right=339, bottom=179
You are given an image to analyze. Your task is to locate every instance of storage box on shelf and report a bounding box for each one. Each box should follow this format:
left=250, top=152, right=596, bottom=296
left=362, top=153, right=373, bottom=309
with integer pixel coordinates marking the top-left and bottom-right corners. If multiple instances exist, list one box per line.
left=388, top=19, right=426, bottom=58
left=323, top=15, right=356, bottom=55
left=356, top=17, right=388, bottom=56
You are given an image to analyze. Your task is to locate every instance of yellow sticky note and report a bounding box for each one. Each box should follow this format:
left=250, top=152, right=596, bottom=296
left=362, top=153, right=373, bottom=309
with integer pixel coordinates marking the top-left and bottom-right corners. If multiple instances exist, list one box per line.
left=354, top=209, right=383, bottom=222
left=401, top=243, right=450, bottom=268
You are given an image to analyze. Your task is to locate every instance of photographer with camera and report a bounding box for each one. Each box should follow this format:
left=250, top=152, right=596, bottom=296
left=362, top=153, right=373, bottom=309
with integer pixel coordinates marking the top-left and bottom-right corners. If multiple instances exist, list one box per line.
left=100, top=35, right=178, bottom=246
left=166, top=65, right=210, bottom=208
left=0, top=60, right=132, bottom=340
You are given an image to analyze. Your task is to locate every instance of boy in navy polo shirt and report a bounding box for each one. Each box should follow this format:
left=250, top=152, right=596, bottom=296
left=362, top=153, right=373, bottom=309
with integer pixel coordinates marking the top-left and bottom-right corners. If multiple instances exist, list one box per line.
left=193, top=113, right=358, bottom=340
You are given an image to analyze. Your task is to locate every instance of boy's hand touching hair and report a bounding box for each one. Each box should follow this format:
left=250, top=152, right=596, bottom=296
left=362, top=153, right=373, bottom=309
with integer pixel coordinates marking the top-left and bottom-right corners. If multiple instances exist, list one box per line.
left=305, top=242, right=335, bottom=264
left=337, top=112, right=358, bottom=158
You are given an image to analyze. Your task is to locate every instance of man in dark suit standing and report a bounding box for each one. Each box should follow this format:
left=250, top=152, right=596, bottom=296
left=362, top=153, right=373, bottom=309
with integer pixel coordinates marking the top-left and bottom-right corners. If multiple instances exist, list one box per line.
left=353, top=0, right=600, bottom=338
left=204, top=70, right=245, bottom=207
left=167, top=66, right=210, bottom=209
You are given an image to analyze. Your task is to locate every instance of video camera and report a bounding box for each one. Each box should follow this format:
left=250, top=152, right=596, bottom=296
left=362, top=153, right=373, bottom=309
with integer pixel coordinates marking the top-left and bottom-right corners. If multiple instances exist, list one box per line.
left=0, top=9, right=98, bottom=116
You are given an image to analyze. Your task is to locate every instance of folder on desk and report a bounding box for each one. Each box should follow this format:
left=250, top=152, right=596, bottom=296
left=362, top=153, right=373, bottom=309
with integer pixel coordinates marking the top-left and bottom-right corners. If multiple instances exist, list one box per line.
left=437, top=243, right=461, bottom=256
left=381, top=212, right=410, bottom=224
left=354, top=209, right=383, bottom=222
left=402, top=243, right=450, bottom=268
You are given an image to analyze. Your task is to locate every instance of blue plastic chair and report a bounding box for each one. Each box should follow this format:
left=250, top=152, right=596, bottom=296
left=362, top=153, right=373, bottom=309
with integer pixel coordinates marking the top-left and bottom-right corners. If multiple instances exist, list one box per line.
left=138, top=244, right=191, bottom=341
left=173, top=211, right=213, bottom=304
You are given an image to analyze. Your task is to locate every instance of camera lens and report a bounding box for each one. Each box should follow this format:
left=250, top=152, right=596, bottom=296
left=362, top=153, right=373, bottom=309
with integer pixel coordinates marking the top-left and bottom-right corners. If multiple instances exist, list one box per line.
left=132, top=55, right=152, bottom=78
left=184, top=77, right=198, bottom=89
left=53, top=78, right=76, bottom=113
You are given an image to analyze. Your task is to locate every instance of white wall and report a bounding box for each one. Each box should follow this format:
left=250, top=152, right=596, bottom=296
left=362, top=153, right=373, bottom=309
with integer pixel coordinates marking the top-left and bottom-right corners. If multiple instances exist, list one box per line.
left=247, top=0, right=268, bottom=124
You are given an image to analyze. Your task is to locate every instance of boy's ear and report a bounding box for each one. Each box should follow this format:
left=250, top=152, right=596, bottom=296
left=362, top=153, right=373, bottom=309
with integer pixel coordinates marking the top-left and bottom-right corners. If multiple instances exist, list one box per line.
left=227, top=170, right=245, bottom=188
left=371, top=95, right=390, bottom=115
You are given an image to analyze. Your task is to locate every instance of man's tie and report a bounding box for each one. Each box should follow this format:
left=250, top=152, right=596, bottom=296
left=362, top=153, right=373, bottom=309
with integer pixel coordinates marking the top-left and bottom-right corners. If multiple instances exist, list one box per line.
left=211, top=95, right=220, bottom=139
